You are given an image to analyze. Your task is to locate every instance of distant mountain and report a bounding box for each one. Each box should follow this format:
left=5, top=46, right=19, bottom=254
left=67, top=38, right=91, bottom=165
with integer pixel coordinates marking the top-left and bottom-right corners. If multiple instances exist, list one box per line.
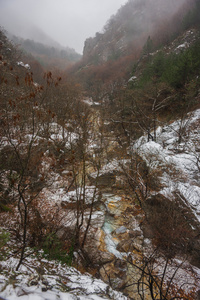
left=7, top=33, right=81, bottom=70
left=0, top=11, right=62, bottom=48
left=2, top=20, right=81, bottom=70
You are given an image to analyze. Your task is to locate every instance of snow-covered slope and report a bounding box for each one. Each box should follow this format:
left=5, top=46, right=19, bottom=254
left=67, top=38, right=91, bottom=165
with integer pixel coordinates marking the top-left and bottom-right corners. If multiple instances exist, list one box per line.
left=0, top=251, right=127, bottom=300
left=135, top=109, right=200, bottom=221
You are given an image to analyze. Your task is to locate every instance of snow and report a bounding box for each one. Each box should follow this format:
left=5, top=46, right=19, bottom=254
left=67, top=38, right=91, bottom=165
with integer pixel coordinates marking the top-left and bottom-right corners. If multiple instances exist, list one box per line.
left=90, top=159, right=129, bottom=178
left=48, top=123, right=79, bottom=147
left=0, top=137, right=19, bottom=148
left=128, top=76, right=137, bottom=82
left=115, top=226, right=127, bottom=234
left=17, top=61, right=30, bottom=69
left=82, top=98, right=101, bottom=106
left=134, top=109, right=200, bottom=220
left=176, top=42, right=189, bottom=50
left=154, top=258, right=200, bottom=296
left=1, top=286, right=75, bottom=300
left=62, top=186, right=100, bottom=204
left=0, top=253, right=128, bottom=300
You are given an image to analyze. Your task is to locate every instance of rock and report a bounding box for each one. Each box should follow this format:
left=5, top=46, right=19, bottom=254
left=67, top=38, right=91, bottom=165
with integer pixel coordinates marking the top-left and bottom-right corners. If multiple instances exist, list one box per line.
left=116, top=239, right=135, bottom=253
left=114, top=258, right=127, bottom=269
left=29, top=280, right=38, bottom=286
left=117, top=237, right=143, bottom=253
left=99, top=261, right=126, bottom=288
left=129, top=228, right=143, bottom=238
left=115, top=226, right=127, bottom=234
left=117, top=232, right=130, bottom=241
left=99, top=262, right=114, bottom=283
left=143, top=238, right=152, bottom=248
left=99, top=252, right=115, bottom=264
left=196, top=290, right=200, bottom=300
left=87, top=249, right=115, bottom=265
left=42, top=280, right=49, bottom=286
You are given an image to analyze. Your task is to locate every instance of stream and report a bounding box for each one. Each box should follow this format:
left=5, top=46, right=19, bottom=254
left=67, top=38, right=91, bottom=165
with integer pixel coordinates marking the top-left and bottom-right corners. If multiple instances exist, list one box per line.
left=102, top=214, right=123, bottom=259
left=101, top=193, right=137, bottom=259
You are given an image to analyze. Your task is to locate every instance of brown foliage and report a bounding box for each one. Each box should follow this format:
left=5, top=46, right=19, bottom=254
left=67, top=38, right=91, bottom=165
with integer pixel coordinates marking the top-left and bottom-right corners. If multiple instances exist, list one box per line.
left=144, top=193, right=197, bottom=258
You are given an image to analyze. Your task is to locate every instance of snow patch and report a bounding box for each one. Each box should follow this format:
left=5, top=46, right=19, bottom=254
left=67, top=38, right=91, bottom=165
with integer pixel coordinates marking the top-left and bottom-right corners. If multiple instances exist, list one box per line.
left=17, top=61, right=30, bottom=69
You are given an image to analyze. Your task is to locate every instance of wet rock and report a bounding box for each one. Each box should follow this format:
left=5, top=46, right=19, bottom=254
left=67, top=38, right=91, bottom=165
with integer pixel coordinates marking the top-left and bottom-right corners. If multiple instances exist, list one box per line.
left=124, top=260, right=153, bottom=300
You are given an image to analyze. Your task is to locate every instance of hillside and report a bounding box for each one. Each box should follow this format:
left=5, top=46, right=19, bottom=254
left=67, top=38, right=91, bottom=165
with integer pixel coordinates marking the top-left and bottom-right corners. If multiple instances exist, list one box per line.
left=83, top=0, right=196, bottom=64
left=0, top=1, right=200, bottom=299
left=71, top=0, right=199, bottom=101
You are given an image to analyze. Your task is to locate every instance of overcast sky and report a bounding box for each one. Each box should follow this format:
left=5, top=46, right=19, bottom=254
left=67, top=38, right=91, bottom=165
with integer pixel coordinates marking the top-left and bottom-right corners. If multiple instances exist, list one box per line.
left=0, top=0, right=128, bottom=53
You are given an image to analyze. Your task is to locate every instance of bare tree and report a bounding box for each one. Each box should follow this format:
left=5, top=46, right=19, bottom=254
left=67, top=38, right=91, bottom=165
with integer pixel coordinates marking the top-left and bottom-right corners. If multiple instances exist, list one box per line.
left=125, top=249, right=197, bottom=300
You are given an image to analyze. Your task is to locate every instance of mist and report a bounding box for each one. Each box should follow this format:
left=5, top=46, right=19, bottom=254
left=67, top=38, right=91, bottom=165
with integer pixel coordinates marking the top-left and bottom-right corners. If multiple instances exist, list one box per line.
left=0, top=0, right=127, bottom=53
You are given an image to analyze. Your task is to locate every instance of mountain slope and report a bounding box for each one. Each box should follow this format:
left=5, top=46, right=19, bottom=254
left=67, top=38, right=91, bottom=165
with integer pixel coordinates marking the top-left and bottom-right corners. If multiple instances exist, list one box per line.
left=83, top=0, right=196, bottom=64
left=70, top=0, right=199, bottom=101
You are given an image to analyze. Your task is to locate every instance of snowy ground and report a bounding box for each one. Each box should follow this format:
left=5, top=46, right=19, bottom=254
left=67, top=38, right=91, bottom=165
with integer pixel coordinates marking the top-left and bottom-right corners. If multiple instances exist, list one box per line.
left=134, top=109, right=200, bottom=221
left=0, top=251, right=128, bottom=300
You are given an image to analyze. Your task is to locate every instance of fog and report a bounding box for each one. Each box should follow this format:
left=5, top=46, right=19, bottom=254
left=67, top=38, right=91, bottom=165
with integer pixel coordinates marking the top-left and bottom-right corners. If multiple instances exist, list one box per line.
left=0, top=0, right=127, bottom=53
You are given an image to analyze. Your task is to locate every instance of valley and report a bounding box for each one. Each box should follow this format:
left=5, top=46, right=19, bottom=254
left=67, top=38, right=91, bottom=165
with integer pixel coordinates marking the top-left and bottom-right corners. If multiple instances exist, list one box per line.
left=0, top=0, right=200, bottom=299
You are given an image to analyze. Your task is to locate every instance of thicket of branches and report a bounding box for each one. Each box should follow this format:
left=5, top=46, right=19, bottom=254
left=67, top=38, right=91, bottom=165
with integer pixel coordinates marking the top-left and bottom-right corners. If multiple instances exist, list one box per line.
left=0, top=30, right=105, bottom=271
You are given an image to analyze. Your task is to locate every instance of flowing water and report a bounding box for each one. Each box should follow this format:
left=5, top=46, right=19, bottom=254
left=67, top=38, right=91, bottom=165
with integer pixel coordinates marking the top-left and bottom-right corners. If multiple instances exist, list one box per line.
left=101, top=193, right=129, bottom=259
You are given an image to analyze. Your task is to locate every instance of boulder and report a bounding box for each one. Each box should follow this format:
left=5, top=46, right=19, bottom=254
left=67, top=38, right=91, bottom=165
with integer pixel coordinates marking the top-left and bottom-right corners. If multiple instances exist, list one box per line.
left=115, top=226, right=128, bottom=235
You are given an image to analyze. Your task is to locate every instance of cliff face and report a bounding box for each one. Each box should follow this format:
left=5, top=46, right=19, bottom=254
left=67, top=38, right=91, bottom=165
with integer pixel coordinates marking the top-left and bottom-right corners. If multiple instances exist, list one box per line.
left=83, top=0, right=195, bottom=64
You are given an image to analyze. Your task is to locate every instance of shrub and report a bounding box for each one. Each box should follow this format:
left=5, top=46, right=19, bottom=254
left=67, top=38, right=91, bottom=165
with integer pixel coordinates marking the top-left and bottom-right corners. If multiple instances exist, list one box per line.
left=0, top=229, right=10, bottom=260
left=42, top=232, right=74, bottom=265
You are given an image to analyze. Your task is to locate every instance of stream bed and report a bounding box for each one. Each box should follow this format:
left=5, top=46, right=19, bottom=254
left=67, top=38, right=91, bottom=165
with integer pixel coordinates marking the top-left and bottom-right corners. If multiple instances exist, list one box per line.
left=101, top=193, right=142, bottom=260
